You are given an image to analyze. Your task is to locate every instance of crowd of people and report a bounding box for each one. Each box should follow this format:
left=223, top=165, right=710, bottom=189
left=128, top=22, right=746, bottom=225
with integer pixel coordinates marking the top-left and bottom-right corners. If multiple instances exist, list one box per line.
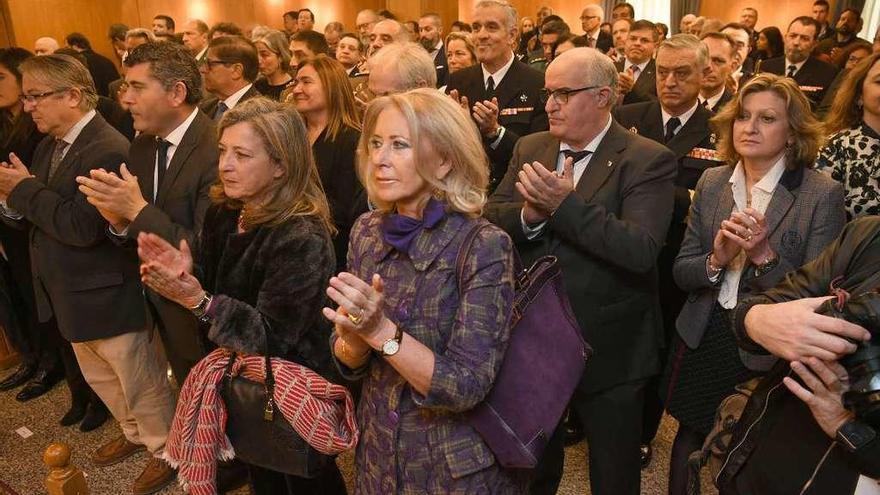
left=0, top=0, right=879, bottom=494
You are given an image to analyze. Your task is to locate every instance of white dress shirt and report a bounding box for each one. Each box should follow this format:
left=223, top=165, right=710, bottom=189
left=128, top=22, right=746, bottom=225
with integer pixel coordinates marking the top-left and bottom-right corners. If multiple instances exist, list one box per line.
left=661, top=101, right=700, bottom=138
left=699, top=87, right=726, bottom=110
left=223, top=83, right=254, bottom=110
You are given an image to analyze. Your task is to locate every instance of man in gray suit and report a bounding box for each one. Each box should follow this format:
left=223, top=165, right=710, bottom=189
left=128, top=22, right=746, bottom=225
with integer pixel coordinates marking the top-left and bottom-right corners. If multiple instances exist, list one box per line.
left=486, top=47, right=676, bottom=495
left=0, top=53, right=176, bottom=495
left=77, top=41, right=218, bottom=383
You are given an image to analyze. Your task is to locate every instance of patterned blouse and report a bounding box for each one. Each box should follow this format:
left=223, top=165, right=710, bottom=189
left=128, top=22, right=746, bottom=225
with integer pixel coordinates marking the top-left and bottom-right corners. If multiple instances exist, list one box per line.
left=334, top=208, right=526, bottom=494
left=815, top=122, right=880, bottom=218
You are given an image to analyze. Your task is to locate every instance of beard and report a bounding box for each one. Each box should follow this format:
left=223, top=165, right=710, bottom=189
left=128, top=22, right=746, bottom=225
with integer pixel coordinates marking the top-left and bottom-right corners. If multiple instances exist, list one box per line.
left=419, top=37, right=437, bottom=51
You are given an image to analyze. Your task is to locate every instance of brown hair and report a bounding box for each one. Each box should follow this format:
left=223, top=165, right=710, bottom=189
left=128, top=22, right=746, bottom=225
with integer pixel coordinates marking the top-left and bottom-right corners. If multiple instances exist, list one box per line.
left=826, top=52, right=880, bottom=134
left=296, top=55, right=361, bottom=139
left=211, top=97, right=334, bottom=233
left=711, top=73, right=824, bottom=170
left=19, top=53, right=98, bottom=110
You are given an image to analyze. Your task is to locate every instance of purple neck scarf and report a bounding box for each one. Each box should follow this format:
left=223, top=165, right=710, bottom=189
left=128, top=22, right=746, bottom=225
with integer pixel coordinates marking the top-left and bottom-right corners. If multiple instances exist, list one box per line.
left=381, top=198, right=447, bottom=254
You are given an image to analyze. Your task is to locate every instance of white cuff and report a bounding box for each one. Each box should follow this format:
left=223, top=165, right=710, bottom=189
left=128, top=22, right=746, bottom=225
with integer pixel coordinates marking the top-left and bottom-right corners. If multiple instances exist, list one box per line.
left=521, top=208, right=547, bottom=240
left=488, top=126, right=506, bottom=150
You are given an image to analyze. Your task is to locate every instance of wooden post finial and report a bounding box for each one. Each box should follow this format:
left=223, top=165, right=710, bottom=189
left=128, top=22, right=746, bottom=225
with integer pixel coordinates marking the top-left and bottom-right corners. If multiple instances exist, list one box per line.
left=44, top=443, right=89, bottom=495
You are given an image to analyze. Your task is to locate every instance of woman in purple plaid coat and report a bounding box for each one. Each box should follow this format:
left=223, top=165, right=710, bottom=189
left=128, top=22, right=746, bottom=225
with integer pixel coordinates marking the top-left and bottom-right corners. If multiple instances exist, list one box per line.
left=322, top=89, right=526, bottom=494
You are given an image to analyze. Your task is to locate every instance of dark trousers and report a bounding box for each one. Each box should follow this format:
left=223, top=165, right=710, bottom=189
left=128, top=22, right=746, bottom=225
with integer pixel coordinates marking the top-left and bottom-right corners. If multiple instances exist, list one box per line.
left=530, top=378, right=649, bottom=495
left=669, top=423, right=705, bottom=495
left=148, top=297, right=205, bottom=384
left=247, top=461, right=347, bottom=495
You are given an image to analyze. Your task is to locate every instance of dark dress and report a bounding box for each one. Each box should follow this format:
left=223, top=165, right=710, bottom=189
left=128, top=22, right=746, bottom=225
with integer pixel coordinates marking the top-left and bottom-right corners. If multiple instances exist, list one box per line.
left=195, top=205, right=346, bottom=494
left=312, top=125, right=368, bottom=273
left=254, top=76, right=293, bottom=101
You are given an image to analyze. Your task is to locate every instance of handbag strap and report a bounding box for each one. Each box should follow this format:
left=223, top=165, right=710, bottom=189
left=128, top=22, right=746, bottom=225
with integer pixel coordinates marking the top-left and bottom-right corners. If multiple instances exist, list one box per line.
left=454, top=221, right=523, bottom=290
left=221, top=313, right=278, bottom=421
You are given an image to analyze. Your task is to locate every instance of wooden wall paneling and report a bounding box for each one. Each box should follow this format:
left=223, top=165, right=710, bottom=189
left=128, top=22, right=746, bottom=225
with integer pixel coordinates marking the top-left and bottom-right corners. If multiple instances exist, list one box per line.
left=457, top=0, right=599, bottom=35
left=699, top=0, right=838, bottom=35
left=0, top=0, right=14, bottom=47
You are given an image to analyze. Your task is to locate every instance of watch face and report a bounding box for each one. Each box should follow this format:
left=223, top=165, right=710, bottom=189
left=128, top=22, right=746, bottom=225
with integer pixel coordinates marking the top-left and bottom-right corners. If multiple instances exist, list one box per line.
left=382, top=339, right=400, bottom=356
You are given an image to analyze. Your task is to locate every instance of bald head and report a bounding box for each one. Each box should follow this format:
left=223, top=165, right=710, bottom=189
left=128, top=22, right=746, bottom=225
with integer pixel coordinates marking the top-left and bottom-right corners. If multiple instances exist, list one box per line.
left=34, top=37, right=60, bottom=55
left=581, top=4, right=604, bottom=34
left=551, top=47, right=617, bottom=92
left=680, top=14, right=697, bottom=33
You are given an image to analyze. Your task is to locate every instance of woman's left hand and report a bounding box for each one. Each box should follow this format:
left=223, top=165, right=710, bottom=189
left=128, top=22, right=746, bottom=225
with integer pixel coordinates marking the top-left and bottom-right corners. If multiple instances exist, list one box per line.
left=322, top=272, right=392, bottom=345
left=721, top=207, right=775, bottom=265
left=783, top=357, right=855, bottom=438
left=139, top=237, right=205, bottom=308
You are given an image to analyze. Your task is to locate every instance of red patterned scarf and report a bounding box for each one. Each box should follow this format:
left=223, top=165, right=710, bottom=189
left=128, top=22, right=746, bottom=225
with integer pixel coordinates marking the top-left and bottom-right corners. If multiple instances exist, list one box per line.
left=163, top=348, right=358, bottom=494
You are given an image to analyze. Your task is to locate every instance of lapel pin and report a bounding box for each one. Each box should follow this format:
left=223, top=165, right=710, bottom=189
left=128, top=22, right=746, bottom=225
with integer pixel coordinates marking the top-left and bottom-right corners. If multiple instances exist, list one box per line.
left=607, top=160, right=613, bottom=167
left=710, top=133, right=717, bottom=145
left=629, top=126, right=638, bottom=134
left=520, top=94, right=528, bottom=102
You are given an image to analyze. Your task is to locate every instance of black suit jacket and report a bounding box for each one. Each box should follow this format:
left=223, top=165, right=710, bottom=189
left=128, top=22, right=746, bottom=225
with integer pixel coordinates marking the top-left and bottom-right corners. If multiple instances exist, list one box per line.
left=198, top=85, right=263, bottom=120
left=6, top=114, right=146, bottom=342
left=485, top=122, right=677, bottom=392
left=82, top=50, right=120, bottom=98
left=615, top=58, right=658, bottom=105
left=595, top=30, right=613, bottom=53
left=710, top=89, right=734, bottom=113
left=122, top=109, right=219, bottom=377
left=446, top=59, right=548, bottom=191
left=759, top=56, right=839, bottom=107
left=434, top=45, right=449, bottom=88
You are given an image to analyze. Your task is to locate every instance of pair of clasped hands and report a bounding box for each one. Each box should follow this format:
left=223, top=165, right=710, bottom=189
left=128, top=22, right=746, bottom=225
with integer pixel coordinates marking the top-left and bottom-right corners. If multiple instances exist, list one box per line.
left=711, top=207, right=775, bottom=268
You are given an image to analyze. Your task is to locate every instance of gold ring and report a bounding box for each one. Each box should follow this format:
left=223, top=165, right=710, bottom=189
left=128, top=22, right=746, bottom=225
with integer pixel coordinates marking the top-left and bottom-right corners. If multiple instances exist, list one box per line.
left=747, top=234, right=753, bottom=242
left=347, top=309, right=364, bottom=326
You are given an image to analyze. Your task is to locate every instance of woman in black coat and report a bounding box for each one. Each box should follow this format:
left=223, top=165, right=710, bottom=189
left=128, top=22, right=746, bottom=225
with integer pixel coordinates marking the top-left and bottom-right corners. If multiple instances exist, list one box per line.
left=139, top=98, right=346, bottom=494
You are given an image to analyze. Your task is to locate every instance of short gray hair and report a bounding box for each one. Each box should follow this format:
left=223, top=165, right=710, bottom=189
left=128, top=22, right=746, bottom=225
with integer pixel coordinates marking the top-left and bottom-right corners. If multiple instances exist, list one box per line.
left=475, top=0, right=518, bottom=31
left=20, top=54, right=98, bottom=110
left=658, top=33, right=708, bottom=68
left=125, top=28, right=155, bottom=43
left=368, top=42, right=437, bottom=90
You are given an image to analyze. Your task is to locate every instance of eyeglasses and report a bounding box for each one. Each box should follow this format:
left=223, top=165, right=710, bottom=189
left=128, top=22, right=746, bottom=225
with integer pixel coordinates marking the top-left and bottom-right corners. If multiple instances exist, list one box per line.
left=580, top=15, right=600, bottom=21
left=539, top=85, right=601, bottom=104
left=19, top=88, right=69, bottom=105
left=200, top=58, right=232, bottom=69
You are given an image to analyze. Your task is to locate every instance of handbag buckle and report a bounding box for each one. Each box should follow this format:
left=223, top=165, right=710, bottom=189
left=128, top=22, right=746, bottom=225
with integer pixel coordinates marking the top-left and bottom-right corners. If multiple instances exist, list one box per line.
left=264, top=397, right=275, bottom=422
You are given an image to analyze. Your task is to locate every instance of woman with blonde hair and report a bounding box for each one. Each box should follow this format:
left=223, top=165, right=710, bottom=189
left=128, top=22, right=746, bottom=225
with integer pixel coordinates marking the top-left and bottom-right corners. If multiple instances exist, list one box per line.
left=816, top=52, right=880, bottom=218
left=445, top=32, right=477, bottom=75
left=289, top=54, right=366, bottom=272
left=253, top=30, right=293, bottom=100
left=138, top=97, right=347, bottom=494
left=662, top=73, right=846, bottom=495
left=322, top=89, right=525, bottom=492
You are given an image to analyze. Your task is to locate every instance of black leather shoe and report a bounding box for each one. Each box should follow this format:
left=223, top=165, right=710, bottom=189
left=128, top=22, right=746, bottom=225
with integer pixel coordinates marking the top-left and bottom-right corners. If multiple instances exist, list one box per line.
left=15, top=369, right=63, bottom=402
left=0, top=362, right=38, bottom=391
left=640, top=443, right=653, bottom=469
left=564, top=419, right=585, bottom=446
left=216, top=459, right=248, bottom=493
left=79, top=401, right=109, bottom=432
left=60, top=402, right=87, bottom=426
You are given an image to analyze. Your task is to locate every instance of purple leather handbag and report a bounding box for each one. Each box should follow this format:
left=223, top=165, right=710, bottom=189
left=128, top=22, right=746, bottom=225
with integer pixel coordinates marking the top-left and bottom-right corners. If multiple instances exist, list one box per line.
left=457, top=223, right=591, bottom=469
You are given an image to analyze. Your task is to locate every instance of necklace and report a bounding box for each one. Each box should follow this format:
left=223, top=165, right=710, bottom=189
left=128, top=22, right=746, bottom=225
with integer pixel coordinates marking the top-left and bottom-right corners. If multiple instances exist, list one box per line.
left=237, top=208, right=247, bottom=232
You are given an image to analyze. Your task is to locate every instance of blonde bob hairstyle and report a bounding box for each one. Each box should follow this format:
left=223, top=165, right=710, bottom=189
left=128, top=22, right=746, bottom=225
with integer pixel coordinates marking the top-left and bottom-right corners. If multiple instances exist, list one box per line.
left=210, top=97, right=335, bottom=234
left=710, top=73, right=825, bottom=170
left=358, top=88, right=488, bottom=216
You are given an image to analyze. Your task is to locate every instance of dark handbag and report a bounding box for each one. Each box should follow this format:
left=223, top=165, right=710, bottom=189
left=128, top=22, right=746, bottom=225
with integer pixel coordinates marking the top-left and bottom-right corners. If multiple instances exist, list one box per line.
left=218, top=315, right=331, bottom=478
left=456, top=223, right=592, bottom=468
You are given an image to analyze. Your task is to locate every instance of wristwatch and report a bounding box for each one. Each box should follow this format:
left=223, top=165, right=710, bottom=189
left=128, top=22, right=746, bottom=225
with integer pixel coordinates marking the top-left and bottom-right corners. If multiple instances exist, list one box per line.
left=754, top=253, right=779, bottom=278
left=836, top=419, right=876, bottom=452
left=380, top=325, right=404, bottom=357
left=190, top=292, right=213, bottom=323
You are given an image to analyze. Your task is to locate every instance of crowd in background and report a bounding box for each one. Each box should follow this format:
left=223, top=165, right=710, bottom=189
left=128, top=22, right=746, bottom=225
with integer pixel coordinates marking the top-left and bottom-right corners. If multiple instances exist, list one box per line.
left=1, top=0, right=880, bottom=494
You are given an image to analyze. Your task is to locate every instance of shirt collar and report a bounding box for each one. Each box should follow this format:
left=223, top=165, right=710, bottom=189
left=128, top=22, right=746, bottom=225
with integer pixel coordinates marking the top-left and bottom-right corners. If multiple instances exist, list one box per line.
left=60, top=109, right=97, bottom=146
left=195, top=47, right=208, bottom=60
left=586, top=27, right=601, bottom=40
left=223, top=83, right=254, bottom=109
left=560, top=114, right=613, bottom=154
left=482, top=52, right=515, bottom=87
left=700, top=87, right=726, bottom=109
left=162, top=107, right=199, bottom=147
left=728, top=154, right=788, bottom=194
left=784, top=58, right=807, bottom=74
left=661, top=100, right=700, bottom=129
left=624, top=58, right=649, bottom=73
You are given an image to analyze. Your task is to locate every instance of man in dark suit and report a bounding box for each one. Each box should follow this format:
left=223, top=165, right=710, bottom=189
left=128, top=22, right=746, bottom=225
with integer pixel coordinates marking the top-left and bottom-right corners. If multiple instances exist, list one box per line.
left=1, top=53, right=176, bottom=495
left=198, top=36, right=262, bottom=120
left=614, top=33, right=726, bottom=468
left=722, top=22, right=757, bottom=90
left=65, top=32, right=119, bottom=98
left=181, top=19, right=210, bottom=64
left=759, top=16, right=838, bottom=107
left=616, top=19, right=659, bottom=105
left=580, top=4, right=613, bottom=53
left=418, top=13, right=448, bottom=88
left=699, top=32, right=737, bottom=113
left=447, top=1, right=548, bottom=192
left=77, top=42, right=217, bottom=383
left=486, top=47, right=676, bottom=495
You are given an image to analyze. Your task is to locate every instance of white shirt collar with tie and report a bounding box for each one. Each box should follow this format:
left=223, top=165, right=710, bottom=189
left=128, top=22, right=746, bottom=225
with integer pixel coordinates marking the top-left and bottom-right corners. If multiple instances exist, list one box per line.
left=624, top=58, right=649, bottom=79
left=699, top=87, right=726, bottom=111
left=153, top=107, right=200, bottom=199
left=58, top=109, right=97, bottom=160
left=661, top=100, right=700, bottom=137
left=556, top=114, right=613, bottom=186
left=481, top=52, right=515, bottom=90
left=222, top=83, right=255, bottom=110
left=784, top=58, right=807, bottom=77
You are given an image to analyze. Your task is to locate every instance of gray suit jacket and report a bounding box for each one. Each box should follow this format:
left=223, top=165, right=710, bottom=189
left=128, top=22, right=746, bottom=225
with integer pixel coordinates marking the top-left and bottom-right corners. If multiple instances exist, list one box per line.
left=486, top=122, right=677, bottom=392
left=673, top=165, right=845, bottom=369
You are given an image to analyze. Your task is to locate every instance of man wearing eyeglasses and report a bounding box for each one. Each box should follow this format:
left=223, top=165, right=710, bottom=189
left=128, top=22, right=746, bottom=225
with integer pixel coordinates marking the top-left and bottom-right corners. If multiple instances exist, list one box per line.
left=486, top=47, right=676, bottom=495
left=0, top=53, right=178, bottom=495
left=197, top=36, right=262, bottom=120
left=446, top=0, right=548, bottom=193
left=613, top=33, right=722, bottom=470
left=580, top=4, right=613, bottom=53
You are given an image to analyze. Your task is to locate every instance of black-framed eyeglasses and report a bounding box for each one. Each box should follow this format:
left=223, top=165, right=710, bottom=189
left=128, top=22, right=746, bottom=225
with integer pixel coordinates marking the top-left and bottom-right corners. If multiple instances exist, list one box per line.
left=19, top=88, right=69, bottom=105
left=539, top=85, right=601, bottom=105
left=200, top=58, right=233, bottom=69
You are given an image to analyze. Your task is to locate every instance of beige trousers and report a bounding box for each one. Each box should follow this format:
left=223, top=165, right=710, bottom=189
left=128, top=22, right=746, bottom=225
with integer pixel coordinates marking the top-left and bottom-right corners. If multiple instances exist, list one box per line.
left=71, top=329, right=176, bottom=455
